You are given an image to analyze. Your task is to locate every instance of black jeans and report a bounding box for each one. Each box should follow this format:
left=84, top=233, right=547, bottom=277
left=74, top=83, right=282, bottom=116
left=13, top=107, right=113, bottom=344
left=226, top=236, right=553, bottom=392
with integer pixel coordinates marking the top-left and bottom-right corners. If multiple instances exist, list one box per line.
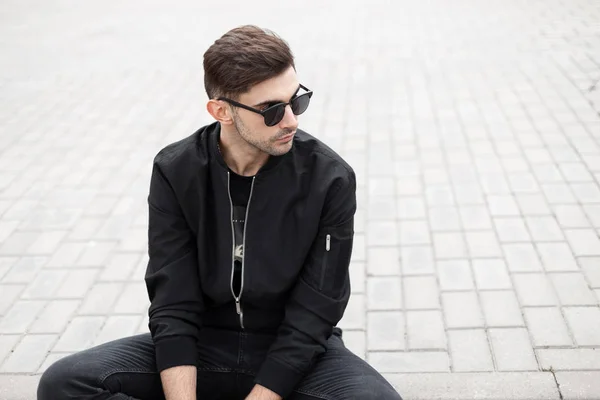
left=37, top=327, right=402, bottom=400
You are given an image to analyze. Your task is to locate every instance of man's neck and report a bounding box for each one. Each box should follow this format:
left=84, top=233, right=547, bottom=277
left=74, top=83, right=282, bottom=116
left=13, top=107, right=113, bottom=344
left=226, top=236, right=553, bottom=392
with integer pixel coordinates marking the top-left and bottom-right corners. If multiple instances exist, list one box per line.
left=219, top=129, right=269, bottom=177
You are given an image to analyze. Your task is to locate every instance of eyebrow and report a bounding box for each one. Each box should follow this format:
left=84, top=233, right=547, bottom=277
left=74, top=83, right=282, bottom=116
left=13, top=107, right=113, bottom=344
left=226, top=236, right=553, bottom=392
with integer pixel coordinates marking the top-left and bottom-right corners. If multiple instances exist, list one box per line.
left=252, top=84, right=301, bottom=108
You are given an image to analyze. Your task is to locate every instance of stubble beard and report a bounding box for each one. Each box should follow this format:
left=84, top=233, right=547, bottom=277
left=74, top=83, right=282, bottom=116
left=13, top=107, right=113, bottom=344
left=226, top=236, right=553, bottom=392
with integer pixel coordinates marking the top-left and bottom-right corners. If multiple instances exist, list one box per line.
left=232, top=114, right=293, bottom=157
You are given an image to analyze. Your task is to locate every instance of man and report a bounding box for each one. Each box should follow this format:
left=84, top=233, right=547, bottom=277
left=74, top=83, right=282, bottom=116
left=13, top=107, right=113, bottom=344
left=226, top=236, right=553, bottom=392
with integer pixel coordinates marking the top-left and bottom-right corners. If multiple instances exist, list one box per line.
left=37, top=25, right=402, bottom=400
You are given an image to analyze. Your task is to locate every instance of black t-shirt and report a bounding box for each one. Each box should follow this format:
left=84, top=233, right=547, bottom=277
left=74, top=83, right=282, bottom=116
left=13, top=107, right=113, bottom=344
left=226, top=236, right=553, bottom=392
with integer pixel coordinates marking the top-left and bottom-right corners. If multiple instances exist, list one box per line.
left=229, top=170, right=253, bottom=296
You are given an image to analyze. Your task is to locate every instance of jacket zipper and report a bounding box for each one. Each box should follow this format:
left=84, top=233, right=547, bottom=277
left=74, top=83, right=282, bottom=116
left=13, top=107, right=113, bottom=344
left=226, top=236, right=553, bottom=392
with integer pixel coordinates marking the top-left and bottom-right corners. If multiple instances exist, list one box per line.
left=227, top=172, right=255, bottom=330
left=319, top=234, right=331, bottom=291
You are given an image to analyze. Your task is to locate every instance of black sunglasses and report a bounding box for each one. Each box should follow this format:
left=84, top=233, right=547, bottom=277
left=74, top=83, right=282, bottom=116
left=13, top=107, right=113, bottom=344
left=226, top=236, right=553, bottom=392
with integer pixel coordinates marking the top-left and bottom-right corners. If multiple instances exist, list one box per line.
left=218, top=84, right=313, bottom=127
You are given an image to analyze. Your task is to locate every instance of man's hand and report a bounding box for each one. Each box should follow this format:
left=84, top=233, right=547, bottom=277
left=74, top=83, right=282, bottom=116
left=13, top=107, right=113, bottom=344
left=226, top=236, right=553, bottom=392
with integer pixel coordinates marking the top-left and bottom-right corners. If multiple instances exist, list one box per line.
left=245, top=384, right=282, bottom=400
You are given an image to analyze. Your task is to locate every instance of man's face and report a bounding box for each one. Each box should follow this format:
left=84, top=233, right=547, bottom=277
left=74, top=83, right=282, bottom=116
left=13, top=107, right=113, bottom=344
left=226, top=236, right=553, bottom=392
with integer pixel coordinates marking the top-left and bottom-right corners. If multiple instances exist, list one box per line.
left=230, top=66, right=301, bottom=156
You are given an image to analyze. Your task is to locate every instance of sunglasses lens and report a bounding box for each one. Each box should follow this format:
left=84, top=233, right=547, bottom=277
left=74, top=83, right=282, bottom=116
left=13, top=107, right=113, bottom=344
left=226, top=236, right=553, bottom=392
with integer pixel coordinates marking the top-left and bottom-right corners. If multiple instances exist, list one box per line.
left=264, top=105, right=285, bottom=126
left=291, top=93, right=311, bottom=115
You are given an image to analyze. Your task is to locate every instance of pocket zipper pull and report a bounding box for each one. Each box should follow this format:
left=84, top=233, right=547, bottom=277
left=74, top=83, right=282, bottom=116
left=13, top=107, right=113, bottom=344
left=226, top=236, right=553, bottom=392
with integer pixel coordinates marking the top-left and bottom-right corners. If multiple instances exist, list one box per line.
left=326, top=234, right=331, bottom=251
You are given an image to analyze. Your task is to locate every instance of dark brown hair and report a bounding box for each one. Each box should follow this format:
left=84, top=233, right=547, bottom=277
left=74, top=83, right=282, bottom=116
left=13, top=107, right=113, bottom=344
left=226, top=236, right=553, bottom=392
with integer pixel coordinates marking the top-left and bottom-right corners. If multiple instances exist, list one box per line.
left=203, top=25, right=295, bottom=100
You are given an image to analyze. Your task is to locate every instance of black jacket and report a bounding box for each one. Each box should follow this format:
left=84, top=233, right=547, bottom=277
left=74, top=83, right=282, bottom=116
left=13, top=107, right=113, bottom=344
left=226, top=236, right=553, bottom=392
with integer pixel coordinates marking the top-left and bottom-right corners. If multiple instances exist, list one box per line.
left=144, top=121, right=356, bottom=398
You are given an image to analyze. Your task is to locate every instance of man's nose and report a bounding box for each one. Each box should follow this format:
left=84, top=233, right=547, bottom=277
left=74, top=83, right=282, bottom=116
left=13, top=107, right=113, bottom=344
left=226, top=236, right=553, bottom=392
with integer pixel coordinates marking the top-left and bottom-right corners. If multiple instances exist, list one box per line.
left=278, top=104, right=298, bottom=130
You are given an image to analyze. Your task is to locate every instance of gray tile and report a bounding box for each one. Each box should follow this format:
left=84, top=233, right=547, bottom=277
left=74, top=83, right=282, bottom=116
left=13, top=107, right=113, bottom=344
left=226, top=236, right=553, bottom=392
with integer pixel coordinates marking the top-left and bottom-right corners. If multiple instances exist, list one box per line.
left=433, top=232, right=468, bottom=259
left=532, top=164, right=564, bottom=182
left=0, top=335, right=20, bottom=366
left=369, top=178, right=395, bottom=197
left=542, top=183, right=577, bottom=204
left=367, top=222, right=398, bottom=246
left=578, top=257, right=600, bottom=287
left=99, top=252, right=142, bottom=281
left=339, top=294, right=364, bottom=330
left=489, top=328, right=537, bottom=371
left=472, top=259, right=512, bottom=290
left=465, top=231, right=502, bottom=258
left=503, top=243, right=543, bottom=272
left=398, top=220, right=430, bottom=245
left=525, top=216, right=564, bottom=241
left=428, top=207, right=461, bottom=231
left=0, top=334, right=56, bottom=373
left=0, top=285, right=25, bottom=316
left=76, top=241, right=117, bottom=267
left=396, top=177, right=422, bottom=196
left=93, top=315, right=142, bottom=346
left=559, top=163, right=594, bottom=182
left=367, top=277, right=402, bottom=310
left=2, top=257, right=47, bottom=283
left=37, top=352, right=71, bottom=374
left=442, top=292, right=484, bottom=329
left=524, top=307, right=572, bottom=347
left=536, top=243, right=579, bottom=272
left=556, top=372, right=600, bottom=400
left=448, top=329, right=494, bottom=372
left=565, top=229, right=600, bottom=256
left=21, top=270, right=68, bottom=299
left=396, top=197, right=427, bottom=220
left=401, top=246, right=435, bottom=275
left=488, top=195, right=520, bottom=216
left=537, top=349, right=600, bottom=370
left=368, top=196, right=397, bottom=221
left=494, top=218, right=531, bottom=242
left=553, top=205, right=591, bottom=228
left=367, top=311, right=405, bottom=350
left=459, top=206, right=493, bottom=230
left=0, top=301, right=46, bottom=334
left=583, top=204, right=600, bottom=228
left=453, top=183, right=486, bottom=205
left=407, top=310, right=446, bottom=350
left=516, top=194, right=552, bottom=216
left=52, top=316, right=105, bottom=352
left=113, top=282, right=150, bottom=314
left=26, top=231, right=67, bottom=255
left=550, top=273, right=597, bottom=306
left=480, top=291, right=524, bottom=327
left=55, top=269, right=100, bottom=298
left=350, top=261, right=365, bottom=293
left=367, top=247, right=401, bottom=276
left=368, top=351, right=450, bottom=373
left=563, top=307, right=600, bottom=346
left=513, top=274, right=558, bottom=306
left=571, top=183, right=600, bottom=204
left=78, top=282, right=124, bottom=315
left=45, top=242, right=87, bottom=268
left=437, top=260, right=474, bottom=291
left=29, top=300, right=80, bottom=333
left=404, top=276, right=440, bottom=310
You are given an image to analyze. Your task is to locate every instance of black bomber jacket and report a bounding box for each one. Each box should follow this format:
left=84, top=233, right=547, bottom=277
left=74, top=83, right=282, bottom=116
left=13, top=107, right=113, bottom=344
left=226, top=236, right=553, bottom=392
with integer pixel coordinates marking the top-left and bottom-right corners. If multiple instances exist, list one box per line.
left=144, top=121, right=356, bottom=398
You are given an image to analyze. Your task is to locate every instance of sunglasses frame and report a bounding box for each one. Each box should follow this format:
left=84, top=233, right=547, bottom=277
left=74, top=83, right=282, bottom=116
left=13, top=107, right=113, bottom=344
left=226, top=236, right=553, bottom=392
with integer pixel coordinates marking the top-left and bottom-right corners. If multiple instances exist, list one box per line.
left=218, top=84, right=313, bottom=126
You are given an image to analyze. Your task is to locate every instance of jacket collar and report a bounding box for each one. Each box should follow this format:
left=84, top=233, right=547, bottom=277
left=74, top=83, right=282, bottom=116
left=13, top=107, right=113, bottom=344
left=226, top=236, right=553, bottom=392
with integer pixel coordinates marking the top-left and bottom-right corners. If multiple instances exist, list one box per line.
left=207, top=121, right=287, bottom=175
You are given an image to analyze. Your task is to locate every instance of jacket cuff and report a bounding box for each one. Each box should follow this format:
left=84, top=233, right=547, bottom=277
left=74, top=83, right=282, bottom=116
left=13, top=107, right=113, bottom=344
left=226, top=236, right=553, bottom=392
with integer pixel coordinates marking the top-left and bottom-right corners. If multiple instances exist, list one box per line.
left=154, top=336, right=197, bottom=372
left=254, top=357, right=305, bottom=398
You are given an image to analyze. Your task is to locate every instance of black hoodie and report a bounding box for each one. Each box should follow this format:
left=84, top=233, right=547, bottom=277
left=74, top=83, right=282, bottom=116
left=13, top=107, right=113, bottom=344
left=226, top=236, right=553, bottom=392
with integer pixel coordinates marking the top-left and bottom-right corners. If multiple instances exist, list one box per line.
left=144, top=121, right=356, bottom=398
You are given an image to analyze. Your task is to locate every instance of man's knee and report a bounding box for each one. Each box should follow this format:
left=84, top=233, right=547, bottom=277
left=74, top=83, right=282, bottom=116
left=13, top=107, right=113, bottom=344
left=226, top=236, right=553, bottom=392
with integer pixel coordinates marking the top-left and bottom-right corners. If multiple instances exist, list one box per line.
left=355, top=375, right=402, bottom=400
left=37, top=355, right=79, bottom=400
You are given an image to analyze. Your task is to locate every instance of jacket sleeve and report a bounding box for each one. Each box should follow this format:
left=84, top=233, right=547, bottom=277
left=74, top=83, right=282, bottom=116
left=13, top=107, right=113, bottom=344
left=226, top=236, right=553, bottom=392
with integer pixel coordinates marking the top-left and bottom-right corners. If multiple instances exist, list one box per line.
left=144, top=160, right=205, bottom=372
left=254, top=170, right=357, bottom=398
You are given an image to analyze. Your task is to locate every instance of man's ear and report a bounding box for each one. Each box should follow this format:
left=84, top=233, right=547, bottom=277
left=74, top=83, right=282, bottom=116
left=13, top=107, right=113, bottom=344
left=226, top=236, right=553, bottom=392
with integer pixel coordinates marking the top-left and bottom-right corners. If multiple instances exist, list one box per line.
left=206, top=100, right=234, bottom=125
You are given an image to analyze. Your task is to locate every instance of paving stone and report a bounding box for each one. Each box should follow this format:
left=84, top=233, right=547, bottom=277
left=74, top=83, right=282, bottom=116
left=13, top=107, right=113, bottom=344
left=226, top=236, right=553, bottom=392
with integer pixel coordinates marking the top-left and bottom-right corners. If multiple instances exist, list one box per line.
left=542, top=183, right=578, bottom=204
left=99, top=252, right=142, bottom=281
left=493, top=217, right=530, bottom=243
left=367, top=247, right=401, bottom=276
left=1, top=257, right=47, bottom=283
left=425, top=185, right=455, bottom=206
left=0, top=335, right=20, bottom=365
left=488, top=195, right=520, bottom=217
left=442, top=292, right=484, bottom=329
left=555, top=371, right=600, bottom=400
left=503, top=243, right=543, bottom=272
left=536, top=243, right=579, bottom=272
left=428, top=207, right=461, bottom=231
left=368, top=351, right=450, bottom=373
left=437, top=259, right=474, bottom=291
left=55, top=269, right=100, bottom=298
left=489, top=328, right=538, bottom=371
left=523, top=307, right=572, bottom=347
left=76, top=241, right=118, bottom=267
left=367, top=221, right=398, bottom=246
left=396, top=177, right=422, bottom=196
left=0, top=300, right=46, bottom=334
left=349, top=261, right=365, bottom=293
left=0, top=258, right=17, bottom=281
left=553, top=205, right=591, bottom=228
left=78, top=282, right=124, bottom=315
left=578, top=257, right=600, bottom=287
left=45, top=242, right=87, bottom=268
left=93, top=315, right=142, bottom=346
left=525, top=216, right=565, bottom=241
left=67, top=217, right=105, bottom=241
left=396, top=196, right=427, bottom=220
left=571, top=183, right=600, bottom=203
left=368, top=197, right=397, bottom=221
left=367, top=277, right=402, bottom=310
left=0, top=334, right=56, bottom=373
left=29, top=300, right=80, bottom=333
left=26, top=230, right=67, bottom=255
left=433, top=232, right=468, bottom=259
left=459, top=206, right=494, bottom=230
left=583, top=204, right=600, bottom=227
left=465, top=231, right=503, bottom=258
left=472, top=259, right=512, bottom=290
left=0, top=221, right=19, bottom=244
left=0, top=285, right=24, bottom=316
left=532, top=164, right=564, bottom=183
left=563, top=307, right=600, bottom=346
left=448, top=329, right=494, bottom=372
left=352, top=234, right=365, bottom=262
left=550, top=273, right=597, bottom=306
left=400, top=246, right=435, bottom=275
left=453, top=183, right=486, bottom=205
left=407, top=310, right=446, bottom=350
left=398, top=220, right=430, bottom=245
left=537, top=349, right=600, bottom=370
left=20, top=269, right=68, bottom=299
left=52, top=316, right=105, bottom=352
left=565, top=229, right=600, bottom=256
left=404, top=276, right=440, bottom=310
left=513, top=274, right=558, bottom=306
left=480, top=291, right=524, bottom=327
left=516, top=194, right=552, bottom=216
left=369, top=177, right=395, bottom=197
left=367, top=311, right=405, bottom=351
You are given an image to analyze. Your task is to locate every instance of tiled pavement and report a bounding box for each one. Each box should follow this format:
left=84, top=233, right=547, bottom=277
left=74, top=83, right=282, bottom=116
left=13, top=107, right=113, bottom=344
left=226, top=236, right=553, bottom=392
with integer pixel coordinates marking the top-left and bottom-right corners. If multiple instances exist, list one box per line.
left=1, top=0, right=600, bottom=399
